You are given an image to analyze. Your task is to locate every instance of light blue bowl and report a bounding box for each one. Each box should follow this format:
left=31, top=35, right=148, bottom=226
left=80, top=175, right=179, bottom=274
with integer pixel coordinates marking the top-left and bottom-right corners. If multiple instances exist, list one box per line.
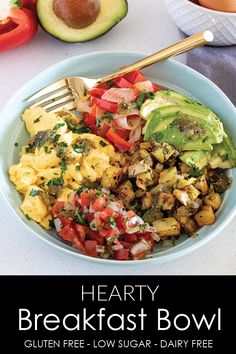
left=1, top=51, right=236, bottom=265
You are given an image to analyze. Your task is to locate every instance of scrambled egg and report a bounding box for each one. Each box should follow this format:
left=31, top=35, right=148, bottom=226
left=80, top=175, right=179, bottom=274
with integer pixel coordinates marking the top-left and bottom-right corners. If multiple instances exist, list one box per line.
left=9, top=107, right=115, bottom=229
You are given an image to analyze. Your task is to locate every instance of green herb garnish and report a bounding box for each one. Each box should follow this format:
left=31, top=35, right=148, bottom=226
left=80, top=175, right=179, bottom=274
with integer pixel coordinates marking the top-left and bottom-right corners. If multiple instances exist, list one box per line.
left=29, top=188, right=39, bottom=197
left=99, top=140, right=107, bottom=147
left=14, top=142, right=18, bottom=147
left=74, top=208, right=86, bottom=225
left=47, top=176, right=64, bottom=187
left=135, top=91, right=155, bottom=109
left=33, top=115, right=42, bottom=123
left=60, top=210, right=70, bottom=217
left=53, top=123, right=65, bottom=131
left=75, top=165, right=80, bottom=170
left=109, top=215, right=117, bottom=230
left=72, top=143, right=85, bottom=154
left=60, top=161, right=68, bottom=172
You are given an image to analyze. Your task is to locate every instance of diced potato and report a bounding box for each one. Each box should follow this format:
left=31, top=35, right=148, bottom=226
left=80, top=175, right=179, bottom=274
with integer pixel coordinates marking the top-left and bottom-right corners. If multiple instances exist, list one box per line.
left=159, top=167, right=177, bottom=186
left=204, top=193, right=221, bottom=210
left=139, top=149, right=153, bottom=165
left=101, top=166, right=123, bottom=189
left=151, top=143, right=176, bottom=163
left=173, top=189, right=190, bottom=206
left=153, top=217, right=181, bottom=237
left=194, top=205, right=216, bottom=227
left=176, top=177, right=196, bottom=189
left=158, top=192, right=175, bottom=210
left=118, top=181, right=135, bottom=207
left=142, top=192, right=153, bottom=210
left=195, top=175, right=208, bottom=196
left=182, top=218, right=198, bottom=236
left=136, top=170, right=153, bottom=190
left=155, top=162, right=164, bottom=172
left=128, top=160, right=150, bottom=177
left=178, top=162, right=191, bottom=174
left=185, top=185, right=200, bottom=200
left=140, top=142, right=152, bottom=150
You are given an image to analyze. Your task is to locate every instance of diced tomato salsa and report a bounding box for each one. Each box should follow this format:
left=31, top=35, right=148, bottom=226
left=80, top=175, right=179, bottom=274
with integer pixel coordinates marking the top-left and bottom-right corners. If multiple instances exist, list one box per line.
left=52, top=188, right=155, bottom=261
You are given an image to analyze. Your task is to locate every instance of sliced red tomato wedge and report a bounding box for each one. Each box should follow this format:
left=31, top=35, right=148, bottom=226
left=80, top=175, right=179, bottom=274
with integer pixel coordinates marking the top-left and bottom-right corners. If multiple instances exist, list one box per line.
left=114, top=77, right=133, bottom=88
left=106, top=127, right=134, bottom=150
left=92, top=97, right=118, bottom=113
left=113, top=249, right=129, bottom=260
left=85, top=240, right=97, bottom=257
left=88, top=88, right=106, bottom=98
left=123, top=70, right=146, bottom=84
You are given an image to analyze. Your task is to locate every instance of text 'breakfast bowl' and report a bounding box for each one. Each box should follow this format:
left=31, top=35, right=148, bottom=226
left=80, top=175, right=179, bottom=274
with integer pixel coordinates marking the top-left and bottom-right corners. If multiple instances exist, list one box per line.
left=1, top=51, right=236, bottom=265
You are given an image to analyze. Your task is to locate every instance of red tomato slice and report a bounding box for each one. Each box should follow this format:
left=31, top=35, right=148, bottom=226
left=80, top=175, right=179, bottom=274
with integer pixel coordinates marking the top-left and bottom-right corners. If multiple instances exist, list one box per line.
left=87, top=229, right=99, bottom=240
left=58, top=225, right=77, bottom=242
left=85, top=240, right=97, bottom=257
left=51, top=201, right=65, bottom=216
left=124, top=234, right=138, bottom=242
left=100, top=228, right=117, bottom=239
left=91, top=197, right=107, bottom=211
left=58, top=215, right=72, bottom=226
left=106, top=127, right=133, bottom=150
left=80, top=192, right=91, bottom=207
left=114, top=77, right=133, bottom=88
left=92, top=97, right=118, bottom=113
left=99, top=207, right=115, bottom=221
left=152, top=83, right=160, bottom=92
left=88, top=88, right=106, bottom=98
left=113, top=248, right=130, bottom=260
left=74, top=224, right=87, bottom=241
left=123, top=70, right=146, bottom=84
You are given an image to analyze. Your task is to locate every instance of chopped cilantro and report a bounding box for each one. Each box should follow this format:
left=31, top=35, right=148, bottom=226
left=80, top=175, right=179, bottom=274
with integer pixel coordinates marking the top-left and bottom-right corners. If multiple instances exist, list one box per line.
left=191, top=167, right=202, bottom=178
left=29, top=188, right=39, bottom=197
left=171, top=236, right=177, bottom=246
left=33, top=115, right=42, bottom=123
left=99, top=140, right=107, bottom=147
left=75, top=165, right=80, bottom=170
left=222, top=153, right=229, bottom=161
left=73, top=208, right=86, bottom=225
left=96, top=117, right=100, bottom=127
left=106, top=80, right=116, bottom=88
left=60, top=161, right=68, bottom=172
left=14, top=142, right=18, bottom=147
left=66, top=119, right=91, bottom=134
left=72, top=143, right=85, bottom=154
left=44, top=146, right=50, bottom=153
left=49, top=132, right=60, bottom=142
left=25, top=214, right=31, bottom=220
left=60, top=210, right=70, bottom=217
left=56, top=142, right=68, bottom=157
left=109, top=215, right=117, bottom=230
left=100, top=112, right=113, bottom=123
left=53, top=123, right=65, bottom=130
left=47, top=176, right=64, bottom=187
left=202, top=136, right=209, bottom=143
left=76, top=186, right=85, bottom=194
left=39, top=182, right=45, bottom=188
left=135, top=91, right=155, bottom=109
left=40, top=177, right=45, bottom=181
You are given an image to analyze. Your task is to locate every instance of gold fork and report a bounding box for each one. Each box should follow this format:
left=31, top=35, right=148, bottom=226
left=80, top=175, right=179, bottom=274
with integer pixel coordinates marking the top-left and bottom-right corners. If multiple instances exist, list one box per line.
left=26, top=31, right=213, bottom=112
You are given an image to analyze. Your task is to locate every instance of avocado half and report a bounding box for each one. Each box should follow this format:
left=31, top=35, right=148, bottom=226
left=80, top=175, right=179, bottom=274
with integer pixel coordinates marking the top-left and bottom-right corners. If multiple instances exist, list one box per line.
left=37, top=0, right=128, bottom=42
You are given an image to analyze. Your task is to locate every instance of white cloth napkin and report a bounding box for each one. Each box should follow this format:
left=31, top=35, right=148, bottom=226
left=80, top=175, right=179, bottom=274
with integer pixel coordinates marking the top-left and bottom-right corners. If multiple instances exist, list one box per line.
left=186, top=46, right=236, bottom=106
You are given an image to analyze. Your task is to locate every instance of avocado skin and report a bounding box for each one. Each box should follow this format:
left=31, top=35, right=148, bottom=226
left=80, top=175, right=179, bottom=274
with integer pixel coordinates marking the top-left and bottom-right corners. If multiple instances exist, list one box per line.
left=144, top=104, right=224, bottom=151
left=37, top=0, right=128, bottom=43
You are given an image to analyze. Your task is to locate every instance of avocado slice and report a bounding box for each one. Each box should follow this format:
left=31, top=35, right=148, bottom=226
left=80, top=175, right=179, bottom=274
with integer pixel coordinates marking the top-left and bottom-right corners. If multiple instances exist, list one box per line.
left=180, top=151, right=210, bottom=170
left=210, top=135, right=236, bottom=169
left=37, top=0, right=128, bottom=42
left=180, top=135, right=236, bottom=170
left=144, top=105, right=225, bottom=151
left=141, top=90, right=202, bottom=120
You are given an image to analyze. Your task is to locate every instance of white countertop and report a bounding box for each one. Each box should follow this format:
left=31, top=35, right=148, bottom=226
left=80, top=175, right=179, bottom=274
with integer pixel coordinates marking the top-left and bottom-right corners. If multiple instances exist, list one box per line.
left=0, top=0, right=235, bottom=275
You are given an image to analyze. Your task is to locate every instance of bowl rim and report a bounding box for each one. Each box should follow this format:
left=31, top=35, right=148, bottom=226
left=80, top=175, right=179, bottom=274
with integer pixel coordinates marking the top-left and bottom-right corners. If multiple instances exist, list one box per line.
left=1, top=50, right=236, bottom=266
left=181, top=0, right=236, bottom=17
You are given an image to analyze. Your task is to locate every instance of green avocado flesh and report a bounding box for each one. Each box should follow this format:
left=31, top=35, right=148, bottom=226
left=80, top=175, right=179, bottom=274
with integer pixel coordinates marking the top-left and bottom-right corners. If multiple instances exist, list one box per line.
left=37, top=0, right=128, bottom=42
left=143, top=90, right=236, bottom=169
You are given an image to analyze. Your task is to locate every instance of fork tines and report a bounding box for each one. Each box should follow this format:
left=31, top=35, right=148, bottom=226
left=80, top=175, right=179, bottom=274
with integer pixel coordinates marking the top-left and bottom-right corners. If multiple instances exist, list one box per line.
left=26, top=78, right=76, bottom=112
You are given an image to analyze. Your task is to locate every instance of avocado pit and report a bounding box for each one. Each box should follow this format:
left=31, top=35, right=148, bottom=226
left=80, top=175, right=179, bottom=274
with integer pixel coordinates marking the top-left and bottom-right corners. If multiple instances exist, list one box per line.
left=53, top=0, right=100, bottom=29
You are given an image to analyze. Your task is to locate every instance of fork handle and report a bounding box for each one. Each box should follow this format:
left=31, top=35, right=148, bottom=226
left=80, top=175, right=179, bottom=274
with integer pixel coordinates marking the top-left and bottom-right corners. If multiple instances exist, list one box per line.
left=97, top=31, right=213, bottom=83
